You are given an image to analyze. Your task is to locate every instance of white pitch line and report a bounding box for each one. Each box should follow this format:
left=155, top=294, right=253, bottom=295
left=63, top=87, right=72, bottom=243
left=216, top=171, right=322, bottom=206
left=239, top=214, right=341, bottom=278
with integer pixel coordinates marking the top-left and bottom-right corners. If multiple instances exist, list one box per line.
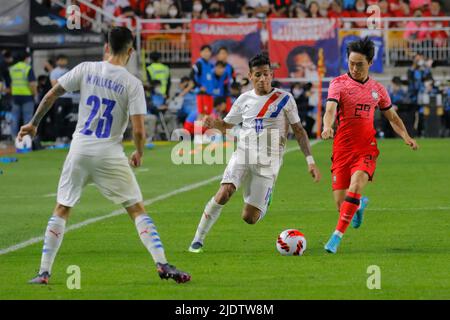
left=43, top=193, right=57, bottom=198
left=0, top=140, right=321, bottom=256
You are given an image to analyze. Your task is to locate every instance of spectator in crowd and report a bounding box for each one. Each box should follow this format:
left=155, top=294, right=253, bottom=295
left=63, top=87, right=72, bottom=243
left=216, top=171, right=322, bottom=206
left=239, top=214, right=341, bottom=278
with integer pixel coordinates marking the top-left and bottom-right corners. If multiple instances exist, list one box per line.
left=391, top=0, right=411, bottom=27
left=207, top=2, right=227, bottom=18
left=423, top=1, right=449, bottom=46
left=229, top=82, right=242, bottom=104
left=176, top=76, right=197, bottom=125
left=224, top=0, right=246, bottom=17
left=350, top=0, right=368, bottom=28
left=214, top=46, right=236, bottom=111
left=389, top=76, right=410, bottom=109
left=146, top=51, right=171, bottom=99
left=407, top=54, right=433, bottom=104
left=8, top=51, right=37, bottom=138
left=177, top=0, right=194, bottom=16
left=191, top=45, right=215, bottom=116
left=404, top=9, right=430, bottom=40
left=407, top=54, right=434, bottom=136
left=192, top=0, right=209, bottom=19
left=241, top=5, right=257, bottom=18
left=50, top=55, right=76, bottom=144
left=291, top=82, right=315, bottom=138
left=145, top=80, right=177, bottom=141
left=383, top=76, right=411, bottom=137
left=307, top=1, right=323, bottom=18
left=410, top=0, right=431, bottom=11
left=289, top=3, right=308, bottom=18
left=163, top=4, right=183, bottom=30
left=211, top=61, right=230, bottom=102
left=213, top=96, right=228, bottom=120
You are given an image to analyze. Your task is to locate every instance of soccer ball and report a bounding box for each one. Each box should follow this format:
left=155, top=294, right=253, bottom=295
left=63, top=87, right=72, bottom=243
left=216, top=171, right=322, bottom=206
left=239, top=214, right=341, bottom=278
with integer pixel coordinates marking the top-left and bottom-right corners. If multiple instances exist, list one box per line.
left=276, top=229, right=307, bottom=256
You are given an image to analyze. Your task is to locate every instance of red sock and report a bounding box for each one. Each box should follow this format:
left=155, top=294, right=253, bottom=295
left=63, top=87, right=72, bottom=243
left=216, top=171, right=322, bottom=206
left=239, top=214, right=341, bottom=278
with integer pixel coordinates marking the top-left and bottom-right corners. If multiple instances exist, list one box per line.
left=335, top=192, right=361, bottom=234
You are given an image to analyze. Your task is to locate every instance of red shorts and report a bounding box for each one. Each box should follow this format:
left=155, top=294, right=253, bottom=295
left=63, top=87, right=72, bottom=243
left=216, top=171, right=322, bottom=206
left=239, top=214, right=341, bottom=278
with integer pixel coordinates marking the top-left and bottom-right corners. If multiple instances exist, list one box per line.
left=197, top=94, right=214, bottom=115
left=331, top=147, right=380, bottom=191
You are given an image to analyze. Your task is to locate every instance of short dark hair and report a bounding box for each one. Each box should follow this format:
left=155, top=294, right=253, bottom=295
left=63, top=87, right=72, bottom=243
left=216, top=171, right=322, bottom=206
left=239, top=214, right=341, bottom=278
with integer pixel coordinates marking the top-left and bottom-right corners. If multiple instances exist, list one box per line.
left=200, top=44, right=212, bottom=52
left=248, top=53, right=271, bottom=71
left=214, top=96, right=227, bottom=107
left=286, top=46, right=317, bottom=73
left=108, top=27, right=134, bottom=55
left=346, top=36, right=375, bottom=63
left=149, top=51, right=161, bottom=62
left=215, top=60, right=226, bottom=68
left=180, top=76, right=190, bottom=83
left=217, top=46, right=228, bottom=54
left=56, top=54, right=68, bottom=61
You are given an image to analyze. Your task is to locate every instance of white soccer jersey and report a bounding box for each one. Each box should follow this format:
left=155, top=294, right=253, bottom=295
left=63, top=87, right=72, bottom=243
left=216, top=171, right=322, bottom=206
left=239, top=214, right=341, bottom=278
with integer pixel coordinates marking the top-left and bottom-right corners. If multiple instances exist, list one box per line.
left=223, top=88, right=301, bottom=157
left=58, top=61, right=146, bottom=156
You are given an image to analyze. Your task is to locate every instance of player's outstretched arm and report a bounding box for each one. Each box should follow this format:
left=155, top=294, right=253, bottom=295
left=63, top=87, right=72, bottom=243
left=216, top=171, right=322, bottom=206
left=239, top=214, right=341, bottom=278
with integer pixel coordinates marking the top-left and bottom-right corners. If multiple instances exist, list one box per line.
left=321, top=100, right=337, bottom=140
left=291, top=121, right=321, bottom=183
left=130, top=114, right=146, bottom=168
left=382, top=108, right=419, bottom=150
left=18, top=83, right=66, bottom=141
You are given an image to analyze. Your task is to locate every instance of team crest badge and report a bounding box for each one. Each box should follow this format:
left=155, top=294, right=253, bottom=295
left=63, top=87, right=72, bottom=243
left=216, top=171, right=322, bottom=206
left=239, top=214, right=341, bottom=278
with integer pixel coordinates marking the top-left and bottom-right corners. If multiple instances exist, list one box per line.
left=371, top=90, right=379, bottom=100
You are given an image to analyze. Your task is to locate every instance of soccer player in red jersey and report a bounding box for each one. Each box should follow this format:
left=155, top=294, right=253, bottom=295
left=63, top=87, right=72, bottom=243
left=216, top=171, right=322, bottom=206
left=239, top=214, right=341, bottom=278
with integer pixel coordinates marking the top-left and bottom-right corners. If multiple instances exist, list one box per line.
left=321, top=37, right=419, bottom=254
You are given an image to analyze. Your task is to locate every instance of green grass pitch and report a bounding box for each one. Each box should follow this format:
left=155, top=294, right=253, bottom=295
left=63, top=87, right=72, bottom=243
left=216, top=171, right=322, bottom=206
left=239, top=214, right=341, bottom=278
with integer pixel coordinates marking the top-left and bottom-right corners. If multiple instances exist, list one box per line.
left=0, top=138, right=449, bottom=299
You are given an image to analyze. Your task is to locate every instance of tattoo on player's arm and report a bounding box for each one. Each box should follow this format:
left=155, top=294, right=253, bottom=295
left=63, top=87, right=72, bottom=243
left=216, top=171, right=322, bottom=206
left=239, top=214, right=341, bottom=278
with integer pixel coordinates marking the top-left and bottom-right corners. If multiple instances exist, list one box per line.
left=31, top=84, right=66, bottom=127
left=291, top=122, right=312, bottom=157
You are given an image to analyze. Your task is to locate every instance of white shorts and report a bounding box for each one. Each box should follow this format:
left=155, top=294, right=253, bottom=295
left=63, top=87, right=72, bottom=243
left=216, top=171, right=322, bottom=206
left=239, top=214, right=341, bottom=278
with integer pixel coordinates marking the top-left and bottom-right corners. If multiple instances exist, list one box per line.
left=57, top=152, right=143, bottom=208
left=221, top=151, right=281, bottom=215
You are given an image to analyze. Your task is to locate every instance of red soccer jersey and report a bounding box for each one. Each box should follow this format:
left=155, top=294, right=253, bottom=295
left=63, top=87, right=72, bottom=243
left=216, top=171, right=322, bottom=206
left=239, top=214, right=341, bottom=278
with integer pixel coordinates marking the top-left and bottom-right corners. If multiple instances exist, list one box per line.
left=327, top=73, right=392, bottom=151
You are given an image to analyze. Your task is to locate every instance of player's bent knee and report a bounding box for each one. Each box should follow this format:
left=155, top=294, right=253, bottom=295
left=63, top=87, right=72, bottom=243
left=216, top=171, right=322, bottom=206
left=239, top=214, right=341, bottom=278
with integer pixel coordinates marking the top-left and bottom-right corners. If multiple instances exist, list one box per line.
left=125, top=202, right=146, bottom=220
left=216, top=184, right=236, bottom=205
left=242, top=206, right=261, bottom=225
left=54, top=203, right=71, bottom=219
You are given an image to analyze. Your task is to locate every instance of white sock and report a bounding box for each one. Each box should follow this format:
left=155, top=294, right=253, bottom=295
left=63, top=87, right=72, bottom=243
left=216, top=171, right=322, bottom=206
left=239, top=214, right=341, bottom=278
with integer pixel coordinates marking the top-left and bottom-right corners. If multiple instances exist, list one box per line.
left=333, top=230, right=343, bottom=238
left=135, top=214, right=168, bottom=265
left=39, top=215, right=66, bottom=275
left=192, top=197, right=224, bottom=245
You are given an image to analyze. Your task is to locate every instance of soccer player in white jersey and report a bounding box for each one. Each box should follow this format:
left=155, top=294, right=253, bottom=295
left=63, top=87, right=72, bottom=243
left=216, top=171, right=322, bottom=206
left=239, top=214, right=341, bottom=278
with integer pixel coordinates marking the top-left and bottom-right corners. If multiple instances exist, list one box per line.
left=19, top=27, right=190, bottom=284
left=188, top=54, right=322, bottom=253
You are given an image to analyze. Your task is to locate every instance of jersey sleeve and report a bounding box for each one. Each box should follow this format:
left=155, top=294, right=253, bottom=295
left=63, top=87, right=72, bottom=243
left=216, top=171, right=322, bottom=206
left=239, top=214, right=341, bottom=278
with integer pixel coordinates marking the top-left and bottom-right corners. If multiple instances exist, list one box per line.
left=223, top=95, right=243, bottom=125
left=377, top=84, right=392, bottom=111
left=57, top=62, right=85, bottom=92
left=128, top=81, right=147, bottom=115
left=283, top=94, right=301, bottom=124
left=327, top=78, right=342, bottom=104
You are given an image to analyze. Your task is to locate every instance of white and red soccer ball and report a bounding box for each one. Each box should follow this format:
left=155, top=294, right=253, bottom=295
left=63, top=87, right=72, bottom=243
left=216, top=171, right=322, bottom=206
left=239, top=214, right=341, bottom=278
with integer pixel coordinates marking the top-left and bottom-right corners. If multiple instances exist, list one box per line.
left=276, top=229, right=307, bottom=256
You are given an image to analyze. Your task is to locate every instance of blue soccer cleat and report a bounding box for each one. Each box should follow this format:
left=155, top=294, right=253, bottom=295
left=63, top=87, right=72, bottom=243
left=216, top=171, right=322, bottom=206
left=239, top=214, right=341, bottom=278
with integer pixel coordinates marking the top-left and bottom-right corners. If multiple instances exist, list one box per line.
left=188, top=241, right=204, bottom=253
left=324, top=233, right=342, bottom=254
left=352, top=196, right=369, bottom=229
